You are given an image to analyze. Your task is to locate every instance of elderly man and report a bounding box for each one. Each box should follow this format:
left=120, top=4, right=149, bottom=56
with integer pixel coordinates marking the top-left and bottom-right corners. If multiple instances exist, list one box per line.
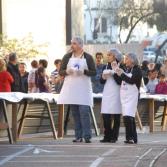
left=57, top=36, right=96, bottom=143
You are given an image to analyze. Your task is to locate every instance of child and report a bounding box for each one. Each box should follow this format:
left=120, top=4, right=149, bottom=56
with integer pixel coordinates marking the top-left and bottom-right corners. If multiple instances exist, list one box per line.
left=19, top=62, right=29, bottom=93
left=155, top=74, right=167, bottom=94
left=28, top=60, right=38, bottom=93
left=146, top=69, right=158, bottom=94
left=50, top=59, right=64, bottom=93
left=36, top=67, right=50, bottom=93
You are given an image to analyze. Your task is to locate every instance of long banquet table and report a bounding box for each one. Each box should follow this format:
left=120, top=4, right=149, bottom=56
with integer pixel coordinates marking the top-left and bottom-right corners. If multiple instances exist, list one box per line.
left=0, top=92, right=64, bottom=143
left=93, top=93, right=167, bottom=133
left=1, top=92, right=167, bottom=144
left=140, top=93, right=167, bottom=132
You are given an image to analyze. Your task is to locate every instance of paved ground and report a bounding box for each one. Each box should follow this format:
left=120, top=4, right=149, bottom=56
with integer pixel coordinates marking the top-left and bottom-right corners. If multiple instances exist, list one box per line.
left=0, top=130, right=167, bottom=167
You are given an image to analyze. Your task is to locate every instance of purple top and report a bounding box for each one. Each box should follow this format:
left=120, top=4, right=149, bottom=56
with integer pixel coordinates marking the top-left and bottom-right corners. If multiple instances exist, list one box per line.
left=38, top=76, right=49, bottom=92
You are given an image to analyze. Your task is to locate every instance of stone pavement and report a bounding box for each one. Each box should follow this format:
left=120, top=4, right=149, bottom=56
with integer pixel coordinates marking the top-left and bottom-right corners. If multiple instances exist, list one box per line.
left=0, top=130, right=167, bottom=167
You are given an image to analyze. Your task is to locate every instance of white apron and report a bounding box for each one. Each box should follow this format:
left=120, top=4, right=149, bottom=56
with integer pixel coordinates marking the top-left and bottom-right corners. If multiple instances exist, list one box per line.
left=101, top=75, right=121, bottom=114
left=57, top=57, right=93, bottom=106
left=120, top=73, right=138, bottom=117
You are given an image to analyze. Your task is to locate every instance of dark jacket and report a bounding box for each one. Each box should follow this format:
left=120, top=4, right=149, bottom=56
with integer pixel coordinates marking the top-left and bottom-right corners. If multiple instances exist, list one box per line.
left=59, top=52, right=96, bottom=77
left=20, top=72, right=29, bottom=93
left=117, top=65, right=142, bottom=90
left=7, top=62, right=22, bottom=92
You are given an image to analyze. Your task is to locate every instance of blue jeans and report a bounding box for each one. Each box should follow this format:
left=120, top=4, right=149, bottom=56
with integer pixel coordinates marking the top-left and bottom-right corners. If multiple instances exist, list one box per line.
left=71, top=105, right=92, bottom=140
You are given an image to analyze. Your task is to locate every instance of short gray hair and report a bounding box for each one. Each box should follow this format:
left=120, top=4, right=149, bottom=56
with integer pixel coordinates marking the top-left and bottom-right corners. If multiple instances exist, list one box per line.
left=71, top=36, right=84, bottom=48
left=127, top=53, right=138, bottom=65
left=9, top=52, right=17, bottom=62
left=108, top=48, right=122, bottom=62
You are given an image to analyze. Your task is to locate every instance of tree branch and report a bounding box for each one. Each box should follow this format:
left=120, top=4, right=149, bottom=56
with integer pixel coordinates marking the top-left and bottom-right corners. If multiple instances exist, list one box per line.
left=124, top=12, right=155, bottom=43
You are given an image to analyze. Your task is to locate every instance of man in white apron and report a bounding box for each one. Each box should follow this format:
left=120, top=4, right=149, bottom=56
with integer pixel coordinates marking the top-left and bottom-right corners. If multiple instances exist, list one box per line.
left=57, top=36, right=96, bottom=143
left=116, top=53, right=142, bottom=144
left=100, top=48, right=122, bottom=143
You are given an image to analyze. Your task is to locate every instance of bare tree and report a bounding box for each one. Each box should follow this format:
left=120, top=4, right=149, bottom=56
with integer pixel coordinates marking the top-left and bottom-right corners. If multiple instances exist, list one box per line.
left=148, top=0, right=167, bottom=32
left=84, top=0, right=156, bottom=43
left=117, top=0, right=154, bottom=43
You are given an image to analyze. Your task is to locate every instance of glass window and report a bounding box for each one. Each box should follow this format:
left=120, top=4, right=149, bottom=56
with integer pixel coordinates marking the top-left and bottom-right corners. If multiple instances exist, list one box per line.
left=94, top=18, right=100, bottom=32
left=101, top=17, right=107, bottom=33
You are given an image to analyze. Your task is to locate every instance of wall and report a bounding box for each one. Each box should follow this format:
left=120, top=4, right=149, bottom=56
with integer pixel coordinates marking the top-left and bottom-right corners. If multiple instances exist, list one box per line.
left=83, top=43, right=144, bottom=63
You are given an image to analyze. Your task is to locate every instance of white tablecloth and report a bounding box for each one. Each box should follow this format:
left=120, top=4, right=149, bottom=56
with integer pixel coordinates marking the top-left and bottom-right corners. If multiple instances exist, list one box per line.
left=0, top=92, right=59, bottom=103
left=0, top=92, right=167, bottom=103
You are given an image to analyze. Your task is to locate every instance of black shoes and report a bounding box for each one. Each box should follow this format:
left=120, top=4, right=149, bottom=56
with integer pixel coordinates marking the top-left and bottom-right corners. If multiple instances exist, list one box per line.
left=100, top=138, right=117, bottom=143
left=100, top=138, right=111, bottom=143
left=124, top=140, right=135, bottom=144
left=110, top=140, right=117, bottom=143
left=85, top=139, right=91, bottom=143
left=72, top=138, right=83, bottom=142
left=73, top=138, right=137, bottom=144
left=73, top=138, right=91, bottom=143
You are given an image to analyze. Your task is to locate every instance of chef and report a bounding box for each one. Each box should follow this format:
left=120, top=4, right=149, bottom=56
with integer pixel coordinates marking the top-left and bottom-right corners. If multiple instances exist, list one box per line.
left=57, top=36, right=96, bottom=143
left=100, top=48, right=122, bottom=143
left=116, top=53, right=142, bottom=144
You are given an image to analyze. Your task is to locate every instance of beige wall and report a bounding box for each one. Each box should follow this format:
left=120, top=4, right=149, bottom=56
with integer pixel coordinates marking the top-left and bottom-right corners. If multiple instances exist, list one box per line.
left=84, top=43, right=143, bottom=63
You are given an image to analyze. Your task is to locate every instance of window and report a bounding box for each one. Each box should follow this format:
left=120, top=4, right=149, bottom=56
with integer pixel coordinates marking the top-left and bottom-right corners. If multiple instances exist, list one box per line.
left=102, top=17, right=107, bottom=33
left=94, top=18, right=100, bottom=32
left=94, top=17, right=107, bottom=33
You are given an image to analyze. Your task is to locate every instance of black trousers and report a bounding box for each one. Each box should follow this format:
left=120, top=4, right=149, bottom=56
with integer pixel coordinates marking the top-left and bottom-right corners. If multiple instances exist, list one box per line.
left=102, top=114, right=121, bottom=141
left=123, top=116, right=137, bottom=143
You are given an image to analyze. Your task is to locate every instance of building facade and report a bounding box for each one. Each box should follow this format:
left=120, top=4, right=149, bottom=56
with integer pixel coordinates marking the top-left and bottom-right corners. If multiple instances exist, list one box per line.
left=84, top=0, right=158, bottom=44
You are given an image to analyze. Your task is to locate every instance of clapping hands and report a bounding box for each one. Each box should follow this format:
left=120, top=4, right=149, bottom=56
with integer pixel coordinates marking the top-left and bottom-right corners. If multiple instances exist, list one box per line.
left=115, top=68, right=124, bottom=76
left=66, top=68, right=84, bottom=76
left=76, top=69, right=84, bottom=76
left=111, top=61, right=119, bottom=71
left=102, top=69, right=113, bottom=79
left=66, top=68, right=74, bottom=75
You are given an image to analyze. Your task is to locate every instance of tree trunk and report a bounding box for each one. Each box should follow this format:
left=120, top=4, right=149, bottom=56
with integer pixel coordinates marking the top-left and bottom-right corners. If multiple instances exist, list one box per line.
left=122, top=12, right=155, bottom=43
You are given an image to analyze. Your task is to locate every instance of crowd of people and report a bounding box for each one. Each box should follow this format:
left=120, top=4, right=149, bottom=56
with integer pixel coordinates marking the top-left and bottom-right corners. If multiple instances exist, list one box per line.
left=0, top=53, right=64, bottom=94
left=141, top=60, right=167, bottom=94
left=0, top=36, right=167, bottom=144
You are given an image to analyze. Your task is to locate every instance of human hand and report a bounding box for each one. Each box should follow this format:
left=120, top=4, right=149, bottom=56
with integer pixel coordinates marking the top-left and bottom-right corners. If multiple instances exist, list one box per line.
left=45, top=75, right=49, bottom=80
left=102, top=69, right=113, bottom=79
left=103, top=69, right=113, bottom=75
left=76, top=69, right=84, bottom=76
left=111, top=61, right=119, bottom=71
left=60, top=76, right=64, bottom=80
left=54, top=75, right=63, bottom=83
left=115, top=68, right=124, bottom=76
left=66, top=68, right=74, bottom=75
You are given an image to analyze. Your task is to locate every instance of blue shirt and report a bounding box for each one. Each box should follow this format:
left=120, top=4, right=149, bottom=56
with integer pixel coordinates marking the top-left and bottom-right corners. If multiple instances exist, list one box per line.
left=91, top=64, right=104, bottom=93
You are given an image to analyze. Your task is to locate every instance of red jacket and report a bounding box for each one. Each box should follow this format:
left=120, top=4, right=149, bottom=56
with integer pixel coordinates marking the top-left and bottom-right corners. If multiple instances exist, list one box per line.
left=0, top=71, right=14, bottom=92
left=155, top=82, right=167, bottom=94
